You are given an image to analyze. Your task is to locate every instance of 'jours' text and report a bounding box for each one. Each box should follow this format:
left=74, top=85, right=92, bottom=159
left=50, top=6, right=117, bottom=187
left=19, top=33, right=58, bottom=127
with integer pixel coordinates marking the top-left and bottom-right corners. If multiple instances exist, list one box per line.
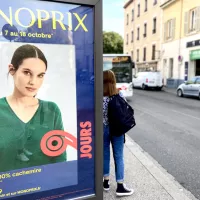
left=80, top=121, right=92, bottom=159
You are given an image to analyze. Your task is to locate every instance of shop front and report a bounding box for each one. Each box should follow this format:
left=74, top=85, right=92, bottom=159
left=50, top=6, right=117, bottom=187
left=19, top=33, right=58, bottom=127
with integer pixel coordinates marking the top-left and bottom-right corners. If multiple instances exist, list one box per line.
left=190, top=49, right=200, bottom=76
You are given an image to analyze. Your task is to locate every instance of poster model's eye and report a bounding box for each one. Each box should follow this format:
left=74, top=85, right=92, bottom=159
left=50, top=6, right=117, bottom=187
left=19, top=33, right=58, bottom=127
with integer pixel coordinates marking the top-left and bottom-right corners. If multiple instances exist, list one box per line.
left=38, top=74, right=44, bottom=78
left=23, top=71, right=31, bottom=76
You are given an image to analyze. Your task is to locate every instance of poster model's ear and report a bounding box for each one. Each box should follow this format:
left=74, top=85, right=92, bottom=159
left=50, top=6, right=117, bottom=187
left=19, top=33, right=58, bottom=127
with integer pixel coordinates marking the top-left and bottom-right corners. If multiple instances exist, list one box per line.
left=8, top=64, right=15, bottom=76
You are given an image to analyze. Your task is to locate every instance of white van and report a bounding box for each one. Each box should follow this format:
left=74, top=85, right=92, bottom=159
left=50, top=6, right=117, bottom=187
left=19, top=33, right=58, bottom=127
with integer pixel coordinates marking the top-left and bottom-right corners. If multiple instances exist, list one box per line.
left=132, top=71, right=163, bottom=90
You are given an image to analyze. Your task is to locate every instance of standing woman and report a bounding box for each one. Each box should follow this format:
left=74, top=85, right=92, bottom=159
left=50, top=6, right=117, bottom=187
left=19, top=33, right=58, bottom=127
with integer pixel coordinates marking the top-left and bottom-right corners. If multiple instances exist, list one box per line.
left=0, top=44, right=66, bottom=172
left=103, top=70, right=134, bottom=197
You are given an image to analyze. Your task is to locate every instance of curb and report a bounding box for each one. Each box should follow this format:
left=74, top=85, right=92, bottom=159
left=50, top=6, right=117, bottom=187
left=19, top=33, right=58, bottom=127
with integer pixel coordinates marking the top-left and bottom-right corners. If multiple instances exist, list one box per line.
left=125, top=135, right=198, bottom=200
left=162, top=87, right=177, bottom=95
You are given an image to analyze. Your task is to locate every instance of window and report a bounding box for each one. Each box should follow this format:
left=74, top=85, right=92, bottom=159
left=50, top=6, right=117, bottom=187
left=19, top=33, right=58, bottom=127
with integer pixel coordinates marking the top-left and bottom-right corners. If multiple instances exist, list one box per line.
left=138, top=4, right=140, bottom=17
left=137, top=28, right=140, bottom=40
left=164, top=18, right=176, bottom=41
left=131, top=31, right=134, bottom=42
left=185, top=7, right=200, bottom=35
left=152, top=45, right=156, bottom=60
left=145, top=0, right=148, bottom=12
left=190, top=9, right=196, bottom=32
left=131, top=50, right=134, bottom=59
left=153, top=18, right=157, bottom=34
left=127, top=14, right=129, bottom=25
left=126, top=34, right=129, bottom=45
left=137, top=49, right=139, bottom=62
left=143, top=47, right=146, bottom=61
left=196, top=78, right=200, bottom=84
left=144, top=23, right=147, bottom=37
left=153, top=0, right=157, bottom=5
left=167, top=20, right=173, bottom=38
left=132, top=9, right=134, bottom=21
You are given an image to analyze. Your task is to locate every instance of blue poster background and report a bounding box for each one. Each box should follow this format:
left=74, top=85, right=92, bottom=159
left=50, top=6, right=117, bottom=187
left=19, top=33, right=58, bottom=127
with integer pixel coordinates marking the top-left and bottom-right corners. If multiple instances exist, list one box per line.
left=0, top=0, right=95, bottom=199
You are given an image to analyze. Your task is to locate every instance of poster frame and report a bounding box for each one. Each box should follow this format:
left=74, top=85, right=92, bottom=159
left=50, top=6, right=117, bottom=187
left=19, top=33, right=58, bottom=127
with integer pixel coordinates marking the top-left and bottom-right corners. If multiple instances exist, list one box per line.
left=38, top=0, right=103, bottom=199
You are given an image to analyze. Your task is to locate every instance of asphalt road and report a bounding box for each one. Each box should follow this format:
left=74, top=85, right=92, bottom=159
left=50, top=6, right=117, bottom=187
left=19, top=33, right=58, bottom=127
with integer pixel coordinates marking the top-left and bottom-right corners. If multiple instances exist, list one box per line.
left=127, top=88, right=200, bottom=199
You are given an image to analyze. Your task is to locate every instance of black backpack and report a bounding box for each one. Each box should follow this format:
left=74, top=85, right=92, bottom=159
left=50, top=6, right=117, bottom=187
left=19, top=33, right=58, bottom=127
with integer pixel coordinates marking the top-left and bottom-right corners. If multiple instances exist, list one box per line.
left=108, top=94, right=136, bottom=137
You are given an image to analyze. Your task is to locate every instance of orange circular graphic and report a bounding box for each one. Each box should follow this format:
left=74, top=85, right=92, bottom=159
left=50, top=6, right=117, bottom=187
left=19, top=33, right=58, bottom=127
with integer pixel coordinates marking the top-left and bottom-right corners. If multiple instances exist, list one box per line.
left=47, top=136, right=63, bottom=151
left=40, top=130, right=77, bottom=157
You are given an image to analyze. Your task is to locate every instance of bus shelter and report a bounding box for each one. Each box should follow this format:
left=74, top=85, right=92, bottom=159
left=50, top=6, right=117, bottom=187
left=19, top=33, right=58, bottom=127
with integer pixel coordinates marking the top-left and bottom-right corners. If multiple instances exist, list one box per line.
left=0, top=0, right=103, bottom=199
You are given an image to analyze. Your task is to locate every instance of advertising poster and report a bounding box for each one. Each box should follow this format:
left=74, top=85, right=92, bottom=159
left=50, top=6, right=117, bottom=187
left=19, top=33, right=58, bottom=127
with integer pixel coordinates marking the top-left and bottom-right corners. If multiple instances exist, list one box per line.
left=0, top=0, right=95, bottom=199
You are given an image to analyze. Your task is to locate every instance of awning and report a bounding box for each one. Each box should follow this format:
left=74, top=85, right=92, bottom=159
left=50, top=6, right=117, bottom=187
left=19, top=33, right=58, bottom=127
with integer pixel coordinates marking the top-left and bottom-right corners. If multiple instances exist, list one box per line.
left=190, top=49, right=200, bottom=60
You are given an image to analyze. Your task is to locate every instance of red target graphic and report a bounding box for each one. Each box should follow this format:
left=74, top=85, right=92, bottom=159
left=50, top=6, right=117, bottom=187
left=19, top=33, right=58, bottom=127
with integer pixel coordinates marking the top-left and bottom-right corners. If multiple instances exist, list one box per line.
left=40, top=130, right=77, bottom=157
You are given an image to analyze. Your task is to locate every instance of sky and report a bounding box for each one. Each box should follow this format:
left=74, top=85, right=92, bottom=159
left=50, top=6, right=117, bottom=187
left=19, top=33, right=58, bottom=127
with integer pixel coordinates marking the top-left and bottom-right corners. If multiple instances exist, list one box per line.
left=103, top=0, right=124, bottom=37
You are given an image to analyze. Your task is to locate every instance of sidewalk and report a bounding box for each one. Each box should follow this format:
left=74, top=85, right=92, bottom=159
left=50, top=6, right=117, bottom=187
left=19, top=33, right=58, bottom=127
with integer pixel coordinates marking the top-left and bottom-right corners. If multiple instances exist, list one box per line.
left=103, top=135, right=197, bottom=200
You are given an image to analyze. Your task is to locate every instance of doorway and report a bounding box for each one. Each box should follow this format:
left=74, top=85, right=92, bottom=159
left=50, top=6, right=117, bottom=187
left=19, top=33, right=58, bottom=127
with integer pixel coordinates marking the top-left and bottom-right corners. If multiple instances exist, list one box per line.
left=169, top=58, right=174, bottom=78
left=196, top=59, right=200, bottom=75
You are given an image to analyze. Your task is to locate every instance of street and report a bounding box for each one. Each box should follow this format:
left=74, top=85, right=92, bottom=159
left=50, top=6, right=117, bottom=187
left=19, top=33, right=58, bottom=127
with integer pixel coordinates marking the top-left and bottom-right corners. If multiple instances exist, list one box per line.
left=128, top=88, right=200, bottom=199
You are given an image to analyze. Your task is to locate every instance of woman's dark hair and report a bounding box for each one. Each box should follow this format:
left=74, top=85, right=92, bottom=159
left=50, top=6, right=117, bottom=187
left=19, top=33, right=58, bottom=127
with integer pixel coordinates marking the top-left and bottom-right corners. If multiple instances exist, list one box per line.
left=10, top=44, right=47, bottom=72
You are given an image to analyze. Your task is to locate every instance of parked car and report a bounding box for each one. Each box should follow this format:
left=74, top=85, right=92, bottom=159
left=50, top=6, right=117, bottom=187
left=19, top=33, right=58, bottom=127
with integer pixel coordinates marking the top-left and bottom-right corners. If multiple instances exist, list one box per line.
left=177, top=76, right=200, bottom=99
left=132, top=71, right=163, bottom=90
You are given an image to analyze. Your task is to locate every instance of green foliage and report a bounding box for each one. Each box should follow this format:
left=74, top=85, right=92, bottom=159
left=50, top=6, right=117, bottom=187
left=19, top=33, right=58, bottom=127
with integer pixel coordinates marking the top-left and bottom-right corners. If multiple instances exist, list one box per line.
left=103, top=31, right=123, bottom=54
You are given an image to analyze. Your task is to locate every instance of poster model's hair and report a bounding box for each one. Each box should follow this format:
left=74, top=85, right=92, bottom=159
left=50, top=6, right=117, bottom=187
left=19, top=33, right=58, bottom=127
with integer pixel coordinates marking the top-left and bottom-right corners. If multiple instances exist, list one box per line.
left=10, top=44, right=48, bottom=72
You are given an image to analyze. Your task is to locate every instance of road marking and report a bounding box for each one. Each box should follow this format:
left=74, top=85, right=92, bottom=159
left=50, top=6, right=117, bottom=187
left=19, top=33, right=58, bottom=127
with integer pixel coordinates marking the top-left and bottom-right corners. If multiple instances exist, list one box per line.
left=172, top=110, right=200, bottom=121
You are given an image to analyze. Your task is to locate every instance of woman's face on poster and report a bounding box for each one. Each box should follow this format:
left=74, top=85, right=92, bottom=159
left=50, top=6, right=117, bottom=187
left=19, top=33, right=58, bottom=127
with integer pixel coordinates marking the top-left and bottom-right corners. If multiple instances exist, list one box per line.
left=9, top=58, right=46, bottom=97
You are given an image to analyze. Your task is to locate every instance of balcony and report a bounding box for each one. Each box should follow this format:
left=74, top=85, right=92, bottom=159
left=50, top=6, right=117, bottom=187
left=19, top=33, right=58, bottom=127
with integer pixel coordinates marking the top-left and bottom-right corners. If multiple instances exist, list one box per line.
left=124, top=0, right=134, bottom=9
left=160, top=0, right=176, bottom=9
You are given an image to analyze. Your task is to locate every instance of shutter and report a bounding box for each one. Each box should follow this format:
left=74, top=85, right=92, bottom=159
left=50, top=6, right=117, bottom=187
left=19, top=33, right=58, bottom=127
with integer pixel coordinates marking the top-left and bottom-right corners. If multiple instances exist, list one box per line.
left=164, top=22, right=167, bottom=41
left=184, top=11, right=189, bottom=35
left=172, top=18, right=176, bottom=39
left=195, top=6, right=200, bottom=32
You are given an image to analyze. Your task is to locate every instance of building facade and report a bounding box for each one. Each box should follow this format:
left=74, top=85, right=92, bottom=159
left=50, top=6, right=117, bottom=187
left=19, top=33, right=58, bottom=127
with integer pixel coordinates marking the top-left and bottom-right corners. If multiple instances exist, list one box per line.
left=124, top=0, right=162, bottom=73
left=161, top=0, right=200, bottom=87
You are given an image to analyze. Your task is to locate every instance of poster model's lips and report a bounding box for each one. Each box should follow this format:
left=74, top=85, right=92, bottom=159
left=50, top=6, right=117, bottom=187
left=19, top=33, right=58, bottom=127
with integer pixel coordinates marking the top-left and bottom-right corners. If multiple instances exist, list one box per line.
left=26, top=87, right=36, bottom=92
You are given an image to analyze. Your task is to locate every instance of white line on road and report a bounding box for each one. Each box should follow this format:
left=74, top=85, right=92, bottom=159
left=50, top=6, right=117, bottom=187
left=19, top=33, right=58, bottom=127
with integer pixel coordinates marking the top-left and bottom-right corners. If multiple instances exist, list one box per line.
left=172, top=110, right=200, bottom=121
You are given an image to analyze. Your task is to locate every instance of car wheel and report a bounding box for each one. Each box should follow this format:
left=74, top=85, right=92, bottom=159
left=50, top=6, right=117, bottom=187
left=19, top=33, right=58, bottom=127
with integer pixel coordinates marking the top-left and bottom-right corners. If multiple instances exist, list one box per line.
left=177, top=89, right=183, bottom=97
left=142, top=84, right=146, bottom=90
left=199, top=93, right=200, bottom=100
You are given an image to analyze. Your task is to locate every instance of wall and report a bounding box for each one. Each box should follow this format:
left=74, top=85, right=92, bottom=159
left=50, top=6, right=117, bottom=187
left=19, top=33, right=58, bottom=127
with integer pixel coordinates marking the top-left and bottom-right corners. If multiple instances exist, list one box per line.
left=124, top=0, right=135, bottom=57
left=133, top=0, right=162, bottom=65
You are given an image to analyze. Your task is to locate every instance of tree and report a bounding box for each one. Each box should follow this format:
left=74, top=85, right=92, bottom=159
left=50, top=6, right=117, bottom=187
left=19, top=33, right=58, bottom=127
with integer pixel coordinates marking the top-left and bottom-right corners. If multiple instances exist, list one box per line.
left=103, top=31, right=123, bottom=54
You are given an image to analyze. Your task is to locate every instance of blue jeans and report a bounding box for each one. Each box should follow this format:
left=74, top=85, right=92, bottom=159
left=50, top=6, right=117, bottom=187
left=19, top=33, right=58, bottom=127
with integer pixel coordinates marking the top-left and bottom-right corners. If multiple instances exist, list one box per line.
left=103, top=124, right=124, bottom=182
